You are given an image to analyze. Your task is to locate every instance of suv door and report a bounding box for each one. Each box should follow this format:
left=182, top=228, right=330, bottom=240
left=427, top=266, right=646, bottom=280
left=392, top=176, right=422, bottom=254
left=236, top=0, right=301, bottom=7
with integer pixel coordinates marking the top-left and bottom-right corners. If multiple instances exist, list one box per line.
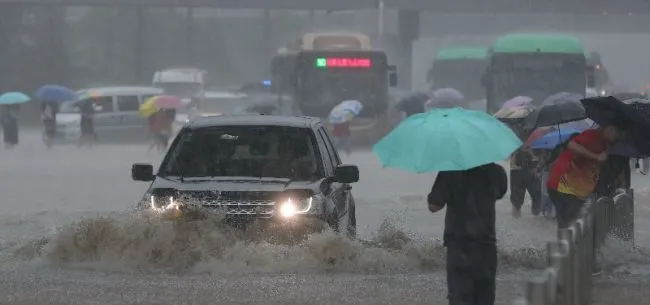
left=91, top=96, right=120, bottom=140
left=316, top=127, right=348, bottom=217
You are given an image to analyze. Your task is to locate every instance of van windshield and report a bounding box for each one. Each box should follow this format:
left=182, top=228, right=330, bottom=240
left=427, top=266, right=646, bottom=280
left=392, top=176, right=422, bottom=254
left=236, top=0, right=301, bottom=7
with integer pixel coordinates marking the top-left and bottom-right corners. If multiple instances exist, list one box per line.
left=155, top=82, right=202, bottom=98
left=159, top=126, right=324, bottom=181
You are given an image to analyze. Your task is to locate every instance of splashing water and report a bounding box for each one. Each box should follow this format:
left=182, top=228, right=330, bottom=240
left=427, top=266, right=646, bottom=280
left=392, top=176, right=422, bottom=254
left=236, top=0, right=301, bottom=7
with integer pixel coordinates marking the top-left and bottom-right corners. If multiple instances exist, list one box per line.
left=6, top=212, right=549, bottom=274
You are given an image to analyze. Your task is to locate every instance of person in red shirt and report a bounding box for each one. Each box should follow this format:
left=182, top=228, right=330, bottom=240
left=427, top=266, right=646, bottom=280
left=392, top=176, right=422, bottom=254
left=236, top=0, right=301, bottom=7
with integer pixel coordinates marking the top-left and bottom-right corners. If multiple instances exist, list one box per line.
left=332, top=120, right=352, bottom=156
left=546, top=122, right=622, bottom=229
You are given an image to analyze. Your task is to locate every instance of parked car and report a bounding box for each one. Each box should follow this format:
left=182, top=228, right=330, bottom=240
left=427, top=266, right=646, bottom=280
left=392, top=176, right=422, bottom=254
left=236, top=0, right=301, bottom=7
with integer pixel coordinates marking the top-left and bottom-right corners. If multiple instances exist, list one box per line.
left=131, top=115, right=359, bottom=237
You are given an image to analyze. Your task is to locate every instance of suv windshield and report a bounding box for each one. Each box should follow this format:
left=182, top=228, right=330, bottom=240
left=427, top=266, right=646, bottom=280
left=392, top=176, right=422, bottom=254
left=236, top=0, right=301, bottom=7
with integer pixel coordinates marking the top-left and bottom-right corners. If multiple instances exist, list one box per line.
left=159, top=125, right=324, bottom=181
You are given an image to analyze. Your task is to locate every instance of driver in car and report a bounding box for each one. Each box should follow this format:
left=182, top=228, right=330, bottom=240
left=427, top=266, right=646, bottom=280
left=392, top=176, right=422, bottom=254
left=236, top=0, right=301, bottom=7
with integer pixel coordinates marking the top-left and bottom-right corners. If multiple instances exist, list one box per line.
left=264, top=138, right=314, bottom=180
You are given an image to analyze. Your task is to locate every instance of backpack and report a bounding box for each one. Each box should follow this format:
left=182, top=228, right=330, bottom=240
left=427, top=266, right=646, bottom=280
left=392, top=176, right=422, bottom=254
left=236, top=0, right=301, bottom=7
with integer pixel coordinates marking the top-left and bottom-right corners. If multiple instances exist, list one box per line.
left=544, top=133, right=581, bottom=168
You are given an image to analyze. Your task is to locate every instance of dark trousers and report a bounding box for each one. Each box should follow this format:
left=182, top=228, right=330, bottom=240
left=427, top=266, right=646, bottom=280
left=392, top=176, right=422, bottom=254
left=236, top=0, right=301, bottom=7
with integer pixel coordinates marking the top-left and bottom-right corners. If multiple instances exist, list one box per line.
left=447, top=241, right=497, bottom=305
left=510, top=169, right=541, bottom=214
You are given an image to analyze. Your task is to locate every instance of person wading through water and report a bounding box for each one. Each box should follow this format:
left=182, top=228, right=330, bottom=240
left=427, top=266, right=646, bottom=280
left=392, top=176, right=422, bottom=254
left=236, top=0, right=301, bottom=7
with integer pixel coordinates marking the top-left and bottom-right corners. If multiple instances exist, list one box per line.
left=1, top=104, right=19, bottom=149
left=78, top=100, right=96, bottom=146
left=547, top=122, right=623, bottom=229
left=509, top=146, right=542, bottom=218
left=428, top=162, right=508, bottom=305
left=41, top=100, right=59, bottom=148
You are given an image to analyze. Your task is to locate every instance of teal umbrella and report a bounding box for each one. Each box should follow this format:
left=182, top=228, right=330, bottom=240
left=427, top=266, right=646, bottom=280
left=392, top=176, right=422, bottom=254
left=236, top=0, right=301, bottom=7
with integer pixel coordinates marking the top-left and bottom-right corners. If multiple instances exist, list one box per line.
left=0, top=92, right=31, bottom=105
left=373, top=107, right=522, bottom=172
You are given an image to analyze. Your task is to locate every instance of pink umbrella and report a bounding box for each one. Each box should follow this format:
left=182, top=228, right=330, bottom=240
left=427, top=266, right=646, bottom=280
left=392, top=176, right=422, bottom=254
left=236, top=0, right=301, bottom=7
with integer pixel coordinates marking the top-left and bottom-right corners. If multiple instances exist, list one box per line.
left=502, top=96, right=533, bottom=109
left=146, top=95, right=184, bottom=109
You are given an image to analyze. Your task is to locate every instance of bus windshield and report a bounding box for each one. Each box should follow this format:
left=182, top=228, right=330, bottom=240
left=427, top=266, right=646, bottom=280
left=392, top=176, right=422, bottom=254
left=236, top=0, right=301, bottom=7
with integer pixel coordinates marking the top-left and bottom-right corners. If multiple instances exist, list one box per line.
left=491, top=68, right=584, bottom=103
left=298, top=70, right=385, bottom=117
left=487, top=54, right=585, bottom=107
left=431, top=59, right=486, bottom=100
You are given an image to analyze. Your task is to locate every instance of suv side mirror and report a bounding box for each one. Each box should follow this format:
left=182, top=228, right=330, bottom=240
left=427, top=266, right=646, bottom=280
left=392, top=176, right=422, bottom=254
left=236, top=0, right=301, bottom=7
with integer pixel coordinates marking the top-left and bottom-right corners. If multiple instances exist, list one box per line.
left=389, top=72, right=398, bottom=87
left=334, top=164, right=359, bottom=183
left=132, top=163, right=154, bottom=181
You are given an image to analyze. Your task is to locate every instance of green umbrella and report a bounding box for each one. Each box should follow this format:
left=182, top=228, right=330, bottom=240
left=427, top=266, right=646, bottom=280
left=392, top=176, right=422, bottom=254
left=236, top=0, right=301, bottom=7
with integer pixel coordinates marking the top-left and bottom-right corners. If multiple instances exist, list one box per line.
left=373, top=107, right=522, bottom=172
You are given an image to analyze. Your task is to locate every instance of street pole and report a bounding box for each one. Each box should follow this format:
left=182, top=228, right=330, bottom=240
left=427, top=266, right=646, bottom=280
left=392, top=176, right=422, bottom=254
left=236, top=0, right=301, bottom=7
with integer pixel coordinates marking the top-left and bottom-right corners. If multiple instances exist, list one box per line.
left=377, top=0, right=384, bottom=48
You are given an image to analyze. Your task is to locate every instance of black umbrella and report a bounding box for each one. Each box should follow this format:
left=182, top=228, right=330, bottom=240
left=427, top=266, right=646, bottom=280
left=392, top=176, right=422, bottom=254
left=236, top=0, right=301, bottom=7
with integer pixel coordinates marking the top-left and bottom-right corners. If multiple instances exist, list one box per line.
left=582, top=96, right=650, bottom=156
left=623, top=98, right=650, bottom=119
left=524, top=100, right=587, bottom=129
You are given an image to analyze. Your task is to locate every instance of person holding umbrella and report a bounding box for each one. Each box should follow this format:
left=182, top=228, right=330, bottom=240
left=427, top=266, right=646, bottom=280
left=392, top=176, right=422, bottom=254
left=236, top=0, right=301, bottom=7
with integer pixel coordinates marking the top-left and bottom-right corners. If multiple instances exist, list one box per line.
left=0, top=92, right=30, bottom=149
left=373, top=108, right=519, bottom=305
left=328, top=100, right=362, bottom=156
left=530, top=127, right=584, bottom=218
left=139, top=95, right=183, bottom=152
left=35, top=85, right=78, bottom=148
left=546, top=121, right=622, bottom=229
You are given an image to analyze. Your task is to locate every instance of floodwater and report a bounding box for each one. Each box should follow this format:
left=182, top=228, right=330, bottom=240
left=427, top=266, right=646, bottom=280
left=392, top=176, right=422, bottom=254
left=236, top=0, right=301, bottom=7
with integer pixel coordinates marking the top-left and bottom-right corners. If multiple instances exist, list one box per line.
left=0, top=131, right=648, bottom=304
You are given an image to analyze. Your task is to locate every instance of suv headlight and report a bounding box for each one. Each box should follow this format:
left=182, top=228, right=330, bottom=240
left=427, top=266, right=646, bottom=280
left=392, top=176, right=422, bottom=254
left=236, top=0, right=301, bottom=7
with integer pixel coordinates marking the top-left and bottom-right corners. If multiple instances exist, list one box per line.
left=276, top=194, right=324, bottom=218
left=140, top=191, right=181, bottom=212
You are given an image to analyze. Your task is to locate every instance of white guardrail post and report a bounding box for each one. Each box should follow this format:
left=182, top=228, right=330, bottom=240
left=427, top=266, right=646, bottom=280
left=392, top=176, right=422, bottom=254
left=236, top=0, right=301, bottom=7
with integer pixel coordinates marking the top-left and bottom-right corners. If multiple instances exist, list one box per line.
left=513, top=199, right=603, bottom=305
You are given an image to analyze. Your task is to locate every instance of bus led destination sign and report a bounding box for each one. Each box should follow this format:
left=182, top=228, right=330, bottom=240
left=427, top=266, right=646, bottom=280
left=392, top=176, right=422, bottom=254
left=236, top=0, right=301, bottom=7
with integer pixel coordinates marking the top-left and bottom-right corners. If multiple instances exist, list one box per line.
left=316, top=58, right=372, bottom=68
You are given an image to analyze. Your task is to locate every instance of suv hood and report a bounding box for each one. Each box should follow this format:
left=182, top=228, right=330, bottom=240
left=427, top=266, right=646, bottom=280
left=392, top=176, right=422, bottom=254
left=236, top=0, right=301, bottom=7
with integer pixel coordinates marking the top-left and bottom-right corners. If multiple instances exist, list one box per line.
left=150, top=176, right=320, bottom=193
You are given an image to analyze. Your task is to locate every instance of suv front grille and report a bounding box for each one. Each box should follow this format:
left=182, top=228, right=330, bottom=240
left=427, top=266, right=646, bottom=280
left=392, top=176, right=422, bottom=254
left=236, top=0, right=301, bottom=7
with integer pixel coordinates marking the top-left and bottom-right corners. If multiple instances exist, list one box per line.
left=180, top=190, right=276, bottom=217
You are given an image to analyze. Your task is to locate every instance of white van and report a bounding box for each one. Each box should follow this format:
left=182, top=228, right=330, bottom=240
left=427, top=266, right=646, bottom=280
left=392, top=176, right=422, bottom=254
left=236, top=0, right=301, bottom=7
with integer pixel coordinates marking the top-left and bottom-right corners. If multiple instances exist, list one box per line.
left=55, top=86, right=164, bottom=143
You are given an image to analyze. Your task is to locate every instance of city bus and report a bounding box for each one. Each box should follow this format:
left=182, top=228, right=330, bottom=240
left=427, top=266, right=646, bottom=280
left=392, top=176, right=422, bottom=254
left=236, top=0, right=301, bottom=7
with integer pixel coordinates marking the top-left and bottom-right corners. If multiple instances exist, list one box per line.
left=483, top=33, right=588, bottom=113
left=271, top=32, right=397, bottom=145
left=427, top=47, right=488, bottom=102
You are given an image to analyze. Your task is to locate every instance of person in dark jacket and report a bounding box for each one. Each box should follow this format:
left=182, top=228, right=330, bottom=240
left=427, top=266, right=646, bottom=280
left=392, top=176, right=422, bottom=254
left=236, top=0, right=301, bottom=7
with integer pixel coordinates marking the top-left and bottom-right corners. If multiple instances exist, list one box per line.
left=78, top=100, right=96, bottom=146
left=428, top=163, right=508, bottom=305
left=509, top=148, right=541, bottom=217
left=1, top=104, right=19, bottom=148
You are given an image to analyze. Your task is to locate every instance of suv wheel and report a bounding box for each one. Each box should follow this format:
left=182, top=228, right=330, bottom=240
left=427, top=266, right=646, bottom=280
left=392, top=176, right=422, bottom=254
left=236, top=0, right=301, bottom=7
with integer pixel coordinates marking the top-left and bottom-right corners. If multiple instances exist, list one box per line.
left=331, top=207, right=356, bottom=240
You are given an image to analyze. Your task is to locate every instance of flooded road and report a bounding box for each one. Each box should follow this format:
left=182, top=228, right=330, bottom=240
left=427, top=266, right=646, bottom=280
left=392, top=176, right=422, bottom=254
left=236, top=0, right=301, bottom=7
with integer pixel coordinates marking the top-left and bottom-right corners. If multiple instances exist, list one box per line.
left=0, top=131, right=648, bottom=304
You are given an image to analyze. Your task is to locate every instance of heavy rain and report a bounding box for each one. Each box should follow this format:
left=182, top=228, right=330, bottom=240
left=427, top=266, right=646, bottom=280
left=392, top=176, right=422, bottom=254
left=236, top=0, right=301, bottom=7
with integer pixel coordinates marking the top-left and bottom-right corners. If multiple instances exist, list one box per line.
left=1, top=3, right=650, bottom=305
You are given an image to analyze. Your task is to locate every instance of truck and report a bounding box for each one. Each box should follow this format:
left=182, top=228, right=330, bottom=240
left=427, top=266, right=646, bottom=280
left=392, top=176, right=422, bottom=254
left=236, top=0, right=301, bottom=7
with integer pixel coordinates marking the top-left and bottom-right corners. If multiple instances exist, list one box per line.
left=152, top=67, right=207, bottom=104
left=586, top=51, right=611, bottom=96
left=482, top=33, right=588, bottom=114
left=270, top=32, right=398, bottom=146
left=427, top=47, right=488, bottom=103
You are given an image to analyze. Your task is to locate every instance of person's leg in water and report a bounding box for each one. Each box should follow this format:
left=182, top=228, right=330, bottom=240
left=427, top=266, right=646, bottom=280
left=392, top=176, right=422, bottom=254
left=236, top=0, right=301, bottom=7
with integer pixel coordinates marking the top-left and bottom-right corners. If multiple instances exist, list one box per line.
left=472, top=242, right=497, bottom=305
left=341, top=136, right=352, bottom=156
left=547, top=189, right=585, bottom=229
left=510, top=169, right=526, bottom=218
left=43, top=119, right=54, bottom=149
left=540, top=171, right=554, bottom=218
left=157, top=133, right=169, bottom=152
left=639, top=158, right=650, bottom=175
left=525, top=169, right=542, bottom=216
left=446, top=241, right=497, bottom=305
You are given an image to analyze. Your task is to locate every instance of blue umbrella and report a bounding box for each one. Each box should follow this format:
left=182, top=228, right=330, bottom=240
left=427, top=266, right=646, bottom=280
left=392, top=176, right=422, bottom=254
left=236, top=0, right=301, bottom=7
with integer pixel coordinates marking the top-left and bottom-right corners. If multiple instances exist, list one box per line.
left=0, top=92, right=31, bottom=105
left=530, top=128, right=582, bottom=150
left=34, top=85, right=78, bottom=103
left=373, top=107, right=522, bottom=172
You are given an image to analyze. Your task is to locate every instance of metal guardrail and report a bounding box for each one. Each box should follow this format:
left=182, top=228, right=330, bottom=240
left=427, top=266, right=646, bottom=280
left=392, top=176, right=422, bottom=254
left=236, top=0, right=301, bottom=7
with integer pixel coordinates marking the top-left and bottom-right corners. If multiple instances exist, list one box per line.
left=513, top=189, right=635, bottom=305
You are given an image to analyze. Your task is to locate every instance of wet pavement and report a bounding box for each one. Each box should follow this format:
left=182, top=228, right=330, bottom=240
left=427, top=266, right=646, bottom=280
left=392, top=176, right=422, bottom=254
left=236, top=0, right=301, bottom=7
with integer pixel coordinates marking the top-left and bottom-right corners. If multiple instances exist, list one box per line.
left=0, top=131, right=647, bottom=304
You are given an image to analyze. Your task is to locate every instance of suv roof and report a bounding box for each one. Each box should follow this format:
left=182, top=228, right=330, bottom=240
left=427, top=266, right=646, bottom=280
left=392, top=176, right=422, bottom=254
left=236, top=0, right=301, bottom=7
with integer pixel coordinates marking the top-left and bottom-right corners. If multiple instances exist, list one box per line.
left=186, top=115, right=322, bottom=130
